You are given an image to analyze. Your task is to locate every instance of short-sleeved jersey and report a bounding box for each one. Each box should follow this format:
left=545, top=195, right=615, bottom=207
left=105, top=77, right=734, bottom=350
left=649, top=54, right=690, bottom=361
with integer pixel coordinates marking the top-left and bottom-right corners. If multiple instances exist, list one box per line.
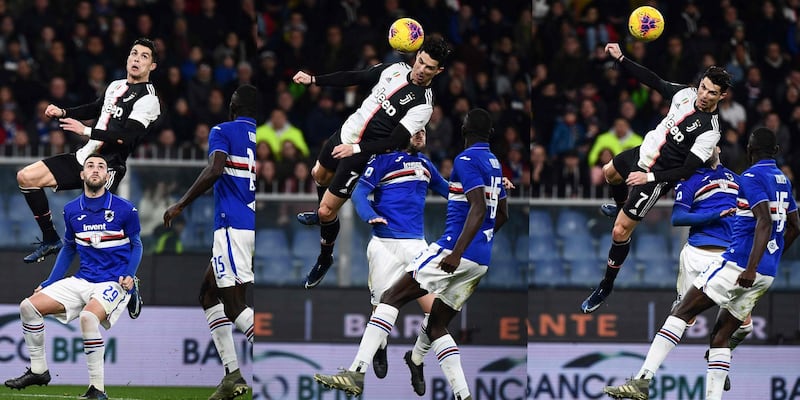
left=673, top=166, right=739, bottom=248
left=722, top=160, right=797, bottom=276
left=436, top=143, right=507, bottom=265
left=76, top=79, right=160, bottom=167
left=638, top=87, right=720, bottom=174
left=357, top=151, right=448, bottom=239
left=209, top=117, right=257, bottom=230
left=340, top=63, right=434, bottom=145
left=62, top=191, right=141, bottom=283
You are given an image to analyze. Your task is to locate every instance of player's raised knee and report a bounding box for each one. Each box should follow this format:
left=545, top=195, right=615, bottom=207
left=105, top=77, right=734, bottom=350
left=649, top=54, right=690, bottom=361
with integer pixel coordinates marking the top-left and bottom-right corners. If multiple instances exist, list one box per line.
left=603, top=162, right=622, bottom=184
left=611, top=221, right=634, bottom=241
left=318, top=204, right=337, bottom=221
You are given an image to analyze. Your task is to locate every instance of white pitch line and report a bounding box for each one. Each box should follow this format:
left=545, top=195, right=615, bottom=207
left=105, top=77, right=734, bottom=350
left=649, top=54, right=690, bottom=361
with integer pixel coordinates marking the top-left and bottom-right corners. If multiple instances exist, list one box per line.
left=1, top=394, right=145, bottom=400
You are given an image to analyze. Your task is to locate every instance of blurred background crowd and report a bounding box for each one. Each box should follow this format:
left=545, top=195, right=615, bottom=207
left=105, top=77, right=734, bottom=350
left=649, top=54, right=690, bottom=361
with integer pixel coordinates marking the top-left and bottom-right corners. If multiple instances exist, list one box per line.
left=532, top=0, right=800, bottom=198
left=0, top=0, right=532, bottom=196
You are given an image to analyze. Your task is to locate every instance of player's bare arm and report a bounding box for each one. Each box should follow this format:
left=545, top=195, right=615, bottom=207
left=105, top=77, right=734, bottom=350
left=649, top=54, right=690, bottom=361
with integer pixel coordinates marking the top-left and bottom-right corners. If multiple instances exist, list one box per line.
left=440, top=188, right=486, bottom=273
left=164, top=151, right=226, bottom=227
left=738, top=201, right=772, bottom=288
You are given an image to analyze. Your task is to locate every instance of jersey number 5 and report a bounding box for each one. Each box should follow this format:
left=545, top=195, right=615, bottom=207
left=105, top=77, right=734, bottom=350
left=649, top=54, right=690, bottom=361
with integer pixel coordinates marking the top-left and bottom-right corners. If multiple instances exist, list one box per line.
left=776, top=191, right=788, bottom=233
left=247, top=146, right=256, bottom=192
left=488, top=176, right=502, bottom=219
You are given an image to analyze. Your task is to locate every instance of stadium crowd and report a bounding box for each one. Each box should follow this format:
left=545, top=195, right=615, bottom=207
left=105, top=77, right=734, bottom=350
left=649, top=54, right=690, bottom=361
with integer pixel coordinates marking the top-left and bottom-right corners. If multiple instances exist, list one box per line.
left=532, top=0, right=800, bottom=198
left=0, top=0, right=532, bottom=196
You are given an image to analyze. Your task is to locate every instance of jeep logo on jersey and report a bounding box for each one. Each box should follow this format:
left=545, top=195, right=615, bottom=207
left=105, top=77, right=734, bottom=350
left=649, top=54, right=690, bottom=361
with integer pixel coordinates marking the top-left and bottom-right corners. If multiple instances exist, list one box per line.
left=103, top=102, right=124, bottom=119
left=375, top=88, right=397, bottom=116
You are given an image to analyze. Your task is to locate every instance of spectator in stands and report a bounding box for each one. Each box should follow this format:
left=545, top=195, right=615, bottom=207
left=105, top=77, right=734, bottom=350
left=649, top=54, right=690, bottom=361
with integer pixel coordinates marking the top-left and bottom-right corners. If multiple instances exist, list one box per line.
left=202, top=88, right=228, bottom=127
left=304, top=91, right=342, bottom=158
left=425, top=104, right=454, bottom=163
left=0, top=105, right=23, bottom=145
left=187, top=63, right=213, bottom=114
left=257, top=159, right=279, bottom=193
left=284, top=160, right=314, bottom=194
left=530, top=144, right=552, bottom=198
left=554, top=149, right=590, bottom=198
left=181, top=122, right=210, bottom=160
left=718, top=88, right=748, bottom=134
left=587, top=118, right=643, bottom=168
left=549, top=106, right=586, bottom=159
left=147, top=128, right=180, bottom=160
left=256, top=108, right=309, bottom=161
left=5, top=127, right=31, bottom=156
left=26, top=100, right=58, bottom=146
left=10, top=60, right=46, bottom=118
left=153, top=214, right=185, bottom=255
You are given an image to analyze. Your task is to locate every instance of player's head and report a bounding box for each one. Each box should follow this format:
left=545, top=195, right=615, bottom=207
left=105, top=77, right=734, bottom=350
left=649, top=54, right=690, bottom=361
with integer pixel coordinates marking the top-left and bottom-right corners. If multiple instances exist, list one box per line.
left=695, top=66, right=731, bottom=112
left=411, top=37, right=450, bottom=86
left=80, top=153, right=109, bottom=193
left=230, top=84, right=258, bottom=119
left=461, top=108, right=493, bottom=144
left=747, top=127, right=779, bottom=162
left=127, top=38, right=157, bottom=83
left=407, top=128, right=427, bottom=153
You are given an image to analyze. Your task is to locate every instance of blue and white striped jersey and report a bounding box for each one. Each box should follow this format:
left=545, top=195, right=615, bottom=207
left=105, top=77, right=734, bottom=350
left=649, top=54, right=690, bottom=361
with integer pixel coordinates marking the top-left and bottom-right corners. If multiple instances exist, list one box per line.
left=208, top=117, right=257, bottom=231
left=723, top=160, right=797, bottom=277
left=354, top=150, right=448, bottom=239
left=436, top=143, right=506, bottom=265
left=62, top=191, right=140, bottom=283
left=673, top=166, right=739, bottom=248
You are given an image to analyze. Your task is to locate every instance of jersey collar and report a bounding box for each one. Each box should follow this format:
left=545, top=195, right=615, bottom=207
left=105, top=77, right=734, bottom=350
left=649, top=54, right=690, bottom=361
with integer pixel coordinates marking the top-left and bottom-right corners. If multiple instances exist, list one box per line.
left=753, top=159, right=777, bottom=168
left=468, top=141, right=490, bottom=150
left=236, top=116, right=257, bottom=126
left=80, top=190, right=112, bottom=211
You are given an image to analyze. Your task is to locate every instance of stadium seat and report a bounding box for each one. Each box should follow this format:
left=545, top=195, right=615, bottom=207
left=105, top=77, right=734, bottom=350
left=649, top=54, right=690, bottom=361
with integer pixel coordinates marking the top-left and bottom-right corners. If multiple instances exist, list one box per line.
left=291, top=229, right=319, bottom=258
left=255, top=228, right=291, bottom=258
left=613, top=266, right=642, bottom=289
left=556, top=209, right=588, bottom=238
left=633, top=233, right=670, bottom=262
left=595, top=233, right=613, bottom=261
left=486, top=262, right=523, bottom=288
left=786, top=261, right=800, bottom=289
left=514, top=235, right=529, bottom=262
left=568, top=259, right=602, bottom=287
left=530, top=235, right=555, bottom=262
left=491, top=234, right=514, bottom=263
left=640, top=260, right=678, bottom=289
left=256, top=255, right=296, bottom=285
left=531, top=259, right=567, bottom=287
left=561, top=232, right=596, bottom=262
left=187, top=196, right=215, bottom=224
left=530, top=210, right=554, bottom=238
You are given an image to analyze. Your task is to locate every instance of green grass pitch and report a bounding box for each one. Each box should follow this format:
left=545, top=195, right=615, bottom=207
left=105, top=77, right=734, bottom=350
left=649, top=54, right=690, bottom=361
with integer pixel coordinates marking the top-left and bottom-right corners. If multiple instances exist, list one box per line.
left=0, top=385, right=252, bottom=400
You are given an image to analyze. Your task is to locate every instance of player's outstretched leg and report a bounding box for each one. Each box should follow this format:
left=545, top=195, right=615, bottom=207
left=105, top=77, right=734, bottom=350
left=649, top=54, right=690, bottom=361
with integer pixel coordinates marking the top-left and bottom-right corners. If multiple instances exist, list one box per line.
left=79, top=385, right=108, bottom=399
left=373, top=341, right=388, bottom=378
left=603, top=377, right=650, bottom=399
left=404, top=350, right=425, bottom=396
left=314, top=368, right=365, bottom=397
left=127, top=276, right=143, bottom=319
left=4, top=368, right=51, bottom=390
left=23, top=237, right=63, bottom=264
left=303, top=215, right=339, bottom=289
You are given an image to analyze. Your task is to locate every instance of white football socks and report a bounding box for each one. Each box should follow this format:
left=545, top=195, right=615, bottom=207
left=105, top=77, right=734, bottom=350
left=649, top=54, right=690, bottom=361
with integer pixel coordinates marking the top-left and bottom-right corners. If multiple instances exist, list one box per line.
left=79, top=311, right=105, bottom=392
left=205, top=304, right=238, bottom=374
left=350, top=304, right=398, bottom=372
left=638, top=315, right=687, bottom=379
left=432, top=334, right=469, bottom=399
left=233, top=307, right=254, bottom=344
left=20, top=298, right=47, bottom=374
left=706, top=348, right=731, bottom=400
left=411, top=313, right=431, bottom=365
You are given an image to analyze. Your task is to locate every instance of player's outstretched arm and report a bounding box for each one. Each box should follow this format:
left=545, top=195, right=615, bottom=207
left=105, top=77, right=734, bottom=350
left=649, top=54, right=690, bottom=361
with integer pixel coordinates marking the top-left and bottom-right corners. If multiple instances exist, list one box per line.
left=606, top=42, right=684, bottom=99
left=62, top=96, right=104, bottom=121
left=164, top=151, right=226, bottom=227
left=296, top=63, right=392, bottom=88
left=627, top=153, right=705, bottom=185
left=738, top=201, right=773, bottom=288
left=351, top=181, right=385, bottom=225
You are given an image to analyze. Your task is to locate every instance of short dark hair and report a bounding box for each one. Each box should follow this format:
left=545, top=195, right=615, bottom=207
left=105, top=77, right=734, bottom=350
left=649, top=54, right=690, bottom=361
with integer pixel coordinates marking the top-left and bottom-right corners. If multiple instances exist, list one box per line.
left=231, top=84, right=258, bottom=118
left=133, top=37, right=158, bottom=64
left=748, top=127, right=778, bottom=157
left=419, top=37, right=451, bottom=68
left=702, top=66, right=731, bottom=93
left=84, top=153, right=108, bottom=166
left=462, top=108, right=493, bottom=140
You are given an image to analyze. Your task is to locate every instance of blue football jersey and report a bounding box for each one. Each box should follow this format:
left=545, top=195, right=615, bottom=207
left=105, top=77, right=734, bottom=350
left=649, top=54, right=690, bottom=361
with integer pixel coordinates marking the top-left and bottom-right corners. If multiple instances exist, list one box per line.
left=435, top=143, right=507, bottom=265
left=722, top=160, right=797, bottom=276
left=673, top=166, right=739, bottom=248
left=356, top=151, right=448, bottom=239
left=208, top=117, right=257, bottom=230
left=63, top=191, right=141, bottom=283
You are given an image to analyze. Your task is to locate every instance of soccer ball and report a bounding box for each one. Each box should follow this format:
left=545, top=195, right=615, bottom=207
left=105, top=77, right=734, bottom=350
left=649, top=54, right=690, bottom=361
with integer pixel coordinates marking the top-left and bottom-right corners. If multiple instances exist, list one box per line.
left=628, top=6, right=664, bottom=42
left=388, top=18, right=424, bottom=52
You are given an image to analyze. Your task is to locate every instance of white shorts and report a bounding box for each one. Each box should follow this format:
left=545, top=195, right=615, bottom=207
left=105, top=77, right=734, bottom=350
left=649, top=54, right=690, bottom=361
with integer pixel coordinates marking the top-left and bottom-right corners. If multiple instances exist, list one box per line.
left=692, top=258, right=773, bottom=321
left=677, top=244, right=725, bottom=301
left=40, top=277, right=129, bottom=329
left=405, top=243, right=487, bottom=311
left=367, top=236, right=427, bottom=306
left=212, top=227, right=255, bottom=288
